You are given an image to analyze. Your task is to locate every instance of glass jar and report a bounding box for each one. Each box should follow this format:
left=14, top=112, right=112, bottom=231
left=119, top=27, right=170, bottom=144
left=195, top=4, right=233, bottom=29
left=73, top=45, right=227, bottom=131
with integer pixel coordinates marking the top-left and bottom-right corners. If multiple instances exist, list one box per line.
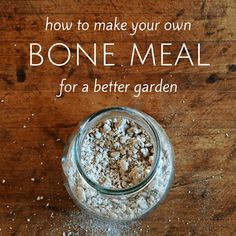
left=61, top=107, right=175, bottom=221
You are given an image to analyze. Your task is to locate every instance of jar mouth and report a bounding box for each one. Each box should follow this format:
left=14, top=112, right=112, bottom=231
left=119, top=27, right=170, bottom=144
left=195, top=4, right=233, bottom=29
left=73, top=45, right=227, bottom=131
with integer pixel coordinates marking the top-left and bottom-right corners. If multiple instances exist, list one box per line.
left=74, top=107, right=161, bottom=196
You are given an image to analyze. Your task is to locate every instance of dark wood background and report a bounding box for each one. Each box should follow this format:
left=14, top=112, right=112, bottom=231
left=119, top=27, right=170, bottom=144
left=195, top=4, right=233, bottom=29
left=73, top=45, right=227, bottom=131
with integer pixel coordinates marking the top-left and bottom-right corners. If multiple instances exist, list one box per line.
left=0, top=0, right=235, bottom=235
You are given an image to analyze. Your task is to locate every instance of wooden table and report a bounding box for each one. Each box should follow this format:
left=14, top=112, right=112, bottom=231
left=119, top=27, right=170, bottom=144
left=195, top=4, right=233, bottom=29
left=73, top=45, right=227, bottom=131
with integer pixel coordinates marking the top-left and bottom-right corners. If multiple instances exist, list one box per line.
left=0, top=1, right=235, bottom=235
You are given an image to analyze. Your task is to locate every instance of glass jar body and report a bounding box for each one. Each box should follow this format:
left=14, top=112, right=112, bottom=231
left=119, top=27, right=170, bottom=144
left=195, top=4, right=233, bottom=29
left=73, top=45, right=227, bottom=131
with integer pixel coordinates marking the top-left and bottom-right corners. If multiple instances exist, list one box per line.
left=62, top=107, right=175, bottom=221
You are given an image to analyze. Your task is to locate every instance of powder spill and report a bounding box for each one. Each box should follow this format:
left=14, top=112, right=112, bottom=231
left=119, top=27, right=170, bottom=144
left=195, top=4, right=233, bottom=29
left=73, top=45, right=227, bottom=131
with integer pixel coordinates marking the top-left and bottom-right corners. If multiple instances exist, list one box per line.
left=50, top=210, right=143, bottom=236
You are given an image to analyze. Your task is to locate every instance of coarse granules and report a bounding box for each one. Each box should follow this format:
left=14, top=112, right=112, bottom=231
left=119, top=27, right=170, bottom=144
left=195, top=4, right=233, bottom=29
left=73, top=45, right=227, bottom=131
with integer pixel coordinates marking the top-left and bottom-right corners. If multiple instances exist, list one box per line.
left=80, top=117, right=154, bottom=189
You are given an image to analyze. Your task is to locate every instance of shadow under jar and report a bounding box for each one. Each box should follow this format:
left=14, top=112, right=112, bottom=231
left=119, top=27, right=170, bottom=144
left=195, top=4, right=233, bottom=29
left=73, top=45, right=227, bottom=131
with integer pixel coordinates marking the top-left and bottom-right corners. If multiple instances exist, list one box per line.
left=61, top=107, right=175, bottom=221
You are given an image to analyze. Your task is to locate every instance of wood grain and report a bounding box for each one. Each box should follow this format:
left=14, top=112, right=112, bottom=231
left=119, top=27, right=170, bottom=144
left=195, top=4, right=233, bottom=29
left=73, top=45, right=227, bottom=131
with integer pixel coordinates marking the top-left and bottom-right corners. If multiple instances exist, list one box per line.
left=0, top=0, right=235, bottom=235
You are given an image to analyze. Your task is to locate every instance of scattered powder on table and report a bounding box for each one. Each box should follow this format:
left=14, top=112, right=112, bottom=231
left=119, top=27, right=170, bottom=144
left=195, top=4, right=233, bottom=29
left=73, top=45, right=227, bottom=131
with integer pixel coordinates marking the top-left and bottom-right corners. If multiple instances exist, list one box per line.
left=48, top=209, right=145, bottom=236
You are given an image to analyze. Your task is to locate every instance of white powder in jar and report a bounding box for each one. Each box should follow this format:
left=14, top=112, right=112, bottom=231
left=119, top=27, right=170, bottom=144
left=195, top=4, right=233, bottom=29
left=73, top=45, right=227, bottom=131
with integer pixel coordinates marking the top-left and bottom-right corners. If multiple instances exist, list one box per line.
left=62, top=115, right=173, bottom=221
left=80, top=117, right=154, bottom=189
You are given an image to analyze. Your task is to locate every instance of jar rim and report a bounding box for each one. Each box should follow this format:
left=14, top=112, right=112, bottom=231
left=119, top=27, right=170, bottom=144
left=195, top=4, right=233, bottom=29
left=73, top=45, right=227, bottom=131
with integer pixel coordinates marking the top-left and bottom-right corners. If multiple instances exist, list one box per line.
left=74, top=107, right=161, bottom=196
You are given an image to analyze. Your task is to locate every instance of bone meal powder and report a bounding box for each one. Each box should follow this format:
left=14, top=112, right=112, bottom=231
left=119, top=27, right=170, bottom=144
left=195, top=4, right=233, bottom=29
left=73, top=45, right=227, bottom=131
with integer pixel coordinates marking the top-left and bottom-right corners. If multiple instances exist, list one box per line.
left=80, top=117, right=154, bottom=189
left=63, top=114, right=172, bottom=221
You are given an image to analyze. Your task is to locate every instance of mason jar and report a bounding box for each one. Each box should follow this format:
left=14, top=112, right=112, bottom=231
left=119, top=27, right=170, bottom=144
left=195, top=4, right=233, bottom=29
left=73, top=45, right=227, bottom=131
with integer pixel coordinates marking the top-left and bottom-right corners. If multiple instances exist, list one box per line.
left=61, top=107, right=175, bottom=221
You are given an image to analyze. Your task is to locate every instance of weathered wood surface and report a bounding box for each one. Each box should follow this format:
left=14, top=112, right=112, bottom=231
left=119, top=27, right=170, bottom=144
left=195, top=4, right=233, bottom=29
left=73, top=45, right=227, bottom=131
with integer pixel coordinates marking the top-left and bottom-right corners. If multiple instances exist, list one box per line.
left=0, top=0, right=235, bottom=235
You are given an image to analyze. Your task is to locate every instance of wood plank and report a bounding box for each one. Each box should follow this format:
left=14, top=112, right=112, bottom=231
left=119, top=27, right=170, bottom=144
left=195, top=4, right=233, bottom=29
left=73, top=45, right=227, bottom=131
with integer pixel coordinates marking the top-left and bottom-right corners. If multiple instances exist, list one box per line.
left=0, top=0, right=235, bottom=235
